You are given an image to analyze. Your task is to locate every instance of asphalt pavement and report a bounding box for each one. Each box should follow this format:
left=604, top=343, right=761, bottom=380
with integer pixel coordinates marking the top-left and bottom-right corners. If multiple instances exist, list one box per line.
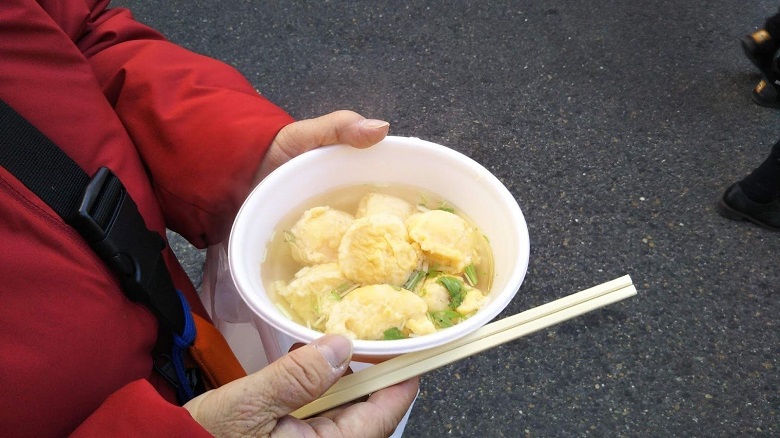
left=118, top=1, right=779, bottom=436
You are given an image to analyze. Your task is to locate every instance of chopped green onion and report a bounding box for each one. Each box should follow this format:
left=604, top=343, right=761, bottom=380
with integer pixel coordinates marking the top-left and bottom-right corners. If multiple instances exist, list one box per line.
left=383, top=327, right=405, bottom=340
left=328, top=282, right=357, bottom=301
left=437, top=276, right=465, bottom=309
left=403, top=269, right=426, bottom=291
left=436, top=276, right=461, bottom=293
left=428, top=309, right=460, bottom=328
left=418, top=194, right=430, bottom=209
left=464, top=263, right=478, bottom=286
left=437, top=203, right=455, bottom=213
left=332, top=282, right=352, bottom=295
left=283, top=230, right=296, bottom=244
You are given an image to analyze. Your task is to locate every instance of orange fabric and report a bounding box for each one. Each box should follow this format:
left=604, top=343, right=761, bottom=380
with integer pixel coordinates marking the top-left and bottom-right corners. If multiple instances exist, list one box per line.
left=189, top=313, right=248, bottom=389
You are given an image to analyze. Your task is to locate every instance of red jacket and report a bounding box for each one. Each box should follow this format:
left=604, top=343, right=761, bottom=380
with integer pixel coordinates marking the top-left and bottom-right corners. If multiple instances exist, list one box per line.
left=0, top=1, right=294, bottom=435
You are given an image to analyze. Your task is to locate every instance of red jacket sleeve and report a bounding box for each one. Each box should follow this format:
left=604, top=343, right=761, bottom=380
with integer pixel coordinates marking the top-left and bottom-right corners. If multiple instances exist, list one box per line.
left=0, top=1, right=288, bottom=436
left=70, top=381, right=213, bottom=437
left=79, top=1, right=295, bottom=247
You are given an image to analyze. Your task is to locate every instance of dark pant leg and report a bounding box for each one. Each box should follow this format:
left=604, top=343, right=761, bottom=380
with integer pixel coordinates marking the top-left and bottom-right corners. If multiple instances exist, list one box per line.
left=740, top=138, right=780, bottom=202
left=764, top=8, right=780, bottom=37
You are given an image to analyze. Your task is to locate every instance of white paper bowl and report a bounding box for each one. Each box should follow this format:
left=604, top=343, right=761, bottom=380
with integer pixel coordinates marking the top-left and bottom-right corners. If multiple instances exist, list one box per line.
left=229, top=136, right=530, bottom=361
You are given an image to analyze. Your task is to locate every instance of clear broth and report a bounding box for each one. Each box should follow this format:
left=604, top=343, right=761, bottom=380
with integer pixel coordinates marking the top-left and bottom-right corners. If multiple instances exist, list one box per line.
left=260, top=184, right=494, bottom=328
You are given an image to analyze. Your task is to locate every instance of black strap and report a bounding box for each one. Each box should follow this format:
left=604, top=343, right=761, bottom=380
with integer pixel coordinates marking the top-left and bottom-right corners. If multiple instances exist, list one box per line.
left=0, top=98, right=185, bottom=336
left=0, top=103, right=89, bottom=222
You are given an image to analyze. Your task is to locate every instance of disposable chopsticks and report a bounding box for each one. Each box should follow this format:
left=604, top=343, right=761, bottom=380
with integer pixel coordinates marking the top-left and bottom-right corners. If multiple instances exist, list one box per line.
left=291, top=275, right=637, bottom=419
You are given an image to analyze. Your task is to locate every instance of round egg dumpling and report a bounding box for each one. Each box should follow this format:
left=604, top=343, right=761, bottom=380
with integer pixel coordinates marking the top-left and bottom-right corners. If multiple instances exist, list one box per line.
left=287, top=206, right=354, bottom=265
left=406, top=209, right=480, bottom=273
left=355, top=192, right=416, bottom=221
left=275, top=263, right=351, bottom=331
left=338, top=214, right=419, bottom=286
left=325, top=284, right=436, bottom=340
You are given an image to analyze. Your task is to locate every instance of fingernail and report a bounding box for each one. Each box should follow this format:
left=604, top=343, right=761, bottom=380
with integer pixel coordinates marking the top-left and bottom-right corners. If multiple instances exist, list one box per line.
left=360, top=118, right=390, bottom=129
left=313, top=335, right=353, bottom=369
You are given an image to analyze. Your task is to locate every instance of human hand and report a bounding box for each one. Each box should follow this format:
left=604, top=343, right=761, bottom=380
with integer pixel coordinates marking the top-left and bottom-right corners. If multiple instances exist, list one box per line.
left=183, top=334, right=419, bottom=437
left=254, top=110, right=390, bottom=185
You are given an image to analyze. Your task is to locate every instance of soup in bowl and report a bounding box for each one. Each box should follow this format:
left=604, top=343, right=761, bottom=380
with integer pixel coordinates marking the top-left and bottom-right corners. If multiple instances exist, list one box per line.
left=229, top=136, right=530, bottom=361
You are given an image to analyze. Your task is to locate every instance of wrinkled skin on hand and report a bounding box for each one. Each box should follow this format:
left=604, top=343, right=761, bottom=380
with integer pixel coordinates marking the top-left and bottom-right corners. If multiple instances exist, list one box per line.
left=184, top=335, right=419, bottom=437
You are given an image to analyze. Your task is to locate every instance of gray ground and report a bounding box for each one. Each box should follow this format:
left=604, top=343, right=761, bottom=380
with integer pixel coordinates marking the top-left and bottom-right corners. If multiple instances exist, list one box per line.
left=119, top=1, right=779, bottom=436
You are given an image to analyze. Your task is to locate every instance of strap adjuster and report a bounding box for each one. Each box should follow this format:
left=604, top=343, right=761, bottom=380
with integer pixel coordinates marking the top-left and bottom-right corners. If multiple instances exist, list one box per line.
left=71, top=167, right=184, bottom=333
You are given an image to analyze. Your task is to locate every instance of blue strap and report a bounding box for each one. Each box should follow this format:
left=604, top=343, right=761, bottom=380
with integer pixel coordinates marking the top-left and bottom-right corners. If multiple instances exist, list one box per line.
left=171, top=290, right=196, bottom=402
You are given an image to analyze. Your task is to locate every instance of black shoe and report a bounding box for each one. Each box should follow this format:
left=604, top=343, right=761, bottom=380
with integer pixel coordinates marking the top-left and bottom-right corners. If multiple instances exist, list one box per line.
left=717, top=183, right=780, bottom=231
left=741, top=29, right=778, bottom=77
left=749, top=42, right=780, bottom=108
left=752, top=79, right=780, bottom=108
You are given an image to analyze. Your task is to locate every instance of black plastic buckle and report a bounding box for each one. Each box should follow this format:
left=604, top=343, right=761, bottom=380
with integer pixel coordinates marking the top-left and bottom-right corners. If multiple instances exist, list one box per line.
left=72, top=167, right=166, bottom=304
left=153, top=354, right=180, bottom=392
left=153, top=354, right=206, bottom=403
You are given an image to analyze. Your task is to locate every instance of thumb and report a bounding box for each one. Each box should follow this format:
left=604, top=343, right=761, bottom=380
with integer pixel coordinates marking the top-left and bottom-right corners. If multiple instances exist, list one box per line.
left=184, top=335, right=353, bottom=437
left=255, top=110, right=389, bottom=184
left=277, top=109, right=390, bottom=152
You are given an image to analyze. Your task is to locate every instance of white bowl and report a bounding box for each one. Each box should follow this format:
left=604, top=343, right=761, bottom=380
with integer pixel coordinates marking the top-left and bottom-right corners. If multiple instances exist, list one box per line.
left=229, top=136, right=530, bottom=361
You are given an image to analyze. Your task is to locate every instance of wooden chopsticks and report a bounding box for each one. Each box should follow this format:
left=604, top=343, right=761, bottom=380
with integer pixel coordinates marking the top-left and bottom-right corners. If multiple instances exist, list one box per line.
left=292, top=275, right=637, bottom=419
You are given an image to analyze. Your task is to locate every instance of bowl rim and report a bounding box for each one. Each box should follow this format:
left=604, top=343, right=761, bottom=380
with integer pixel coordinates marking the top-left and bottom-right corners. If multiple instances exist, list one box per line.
left=228, top=135, right=530, bottom=356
